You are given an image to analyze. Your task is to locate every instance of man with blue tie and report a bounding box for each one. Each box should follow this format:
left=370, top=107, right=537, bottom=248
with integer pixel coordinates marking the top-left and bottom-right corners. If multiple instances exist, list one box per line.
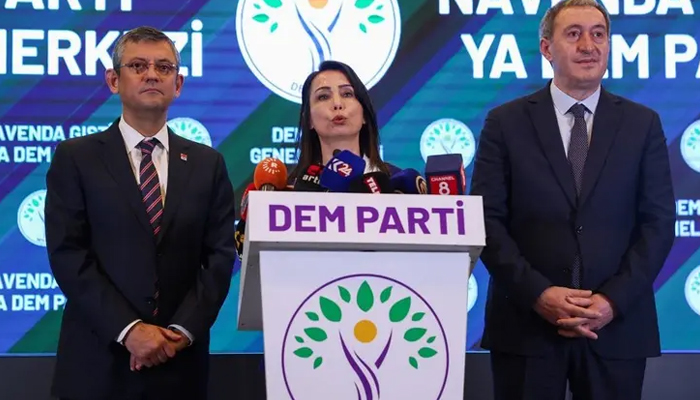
left=470, top=1, right=675, bottom=399
left=45, top=26, right=237, bottom=400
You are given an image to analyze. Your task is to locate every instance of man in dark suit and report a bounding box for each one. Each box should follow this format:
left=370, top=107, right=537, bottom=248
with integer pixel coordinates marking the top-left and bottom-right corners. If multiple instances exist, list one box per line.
left=45, top=26, right=236, bottom=400
left=470, top=1, right=675, bottom=399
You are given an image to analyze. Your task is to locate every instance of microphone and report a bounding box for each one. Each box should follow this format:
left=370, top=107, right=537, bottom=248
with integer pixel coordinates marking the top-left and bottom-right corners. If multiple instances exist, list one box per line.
left=239, top=182, right=256, bottom=220
left=254, top=157, right=288, bottom=191
left=319, top=150, right=366, bottom=192
left=234, top=218, right=245, bottom=261
left=293, top=163, right=327, bottom=192
left=235, top=182, right=256, bottom=260
left=424, top=154, right=466, bottom=195
left=348, top=172, right=392, bottom=193
left=390, top=168, right=428, bottom=194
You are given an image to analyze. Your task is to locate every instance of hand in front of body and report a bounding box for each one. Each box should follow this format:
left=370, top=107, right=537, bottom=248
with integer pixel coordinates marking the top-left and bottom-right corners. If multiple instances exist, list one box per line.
left=555, top=293, right=615, bottom=339
left=534, top=287, right=603, bottom=339
left=124, top=322, right=185, bottom=371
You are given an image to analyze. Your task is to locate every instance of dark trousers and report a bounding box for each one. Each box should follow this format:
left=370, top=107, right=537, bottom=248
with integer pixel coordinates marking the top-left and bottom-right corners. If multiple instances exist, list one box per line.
left=491, top=338, right=646, bottom=400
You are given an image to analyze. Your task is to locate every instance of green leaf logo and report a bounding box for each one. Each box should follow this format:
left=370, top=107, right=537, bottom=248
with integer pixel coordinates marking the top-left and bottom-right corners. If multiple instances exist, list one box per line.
left=688, top=128, right=700, bottom=150
left=168, top=118, right=212, bottom=147
left=252, top=0, right=283, bottom=33
left=304, top=327, right=328, bottom=342
left=403, top=327, right=426, bottom=342
left=294, top=347, right=313, bottom=358
left=320, top=296, right=342, bottom=322
left=253, top=14, right=269, bottom=22
left=306, top=311, right=319, bottom=321
left=22, top=192, right=46, bottom=224
left=339, top=286, right=351, bottom=303
left=418, top=347, right=438, bottom=358
left=389, top=296, right=411, bottom=322
left=412, top=312, right=425, bottom=322
left=355, top=0, right=385, bottom=33
left=287, top=276, right=444, bottom=382
left=380, top=286, right=392, bottom=303
left=357, top=281, right=374, bottom=312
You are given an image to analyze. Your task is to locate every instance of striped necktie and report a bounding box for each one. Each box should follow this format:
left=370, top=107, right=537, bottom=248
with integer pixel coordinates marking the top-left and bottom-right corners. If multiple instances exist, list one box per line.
left=137, top=138, right=164, bottom=236
left=137, top=138, right=162, bottom=316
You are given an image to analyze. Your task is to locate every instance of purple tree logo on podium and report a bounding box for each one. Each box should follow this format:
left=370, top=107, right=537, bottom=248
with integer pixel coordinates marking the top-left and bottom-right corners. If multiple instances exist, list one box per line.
left=281, top=274, right=449, bottom=399
left=235, top=0, right=401, bottom=103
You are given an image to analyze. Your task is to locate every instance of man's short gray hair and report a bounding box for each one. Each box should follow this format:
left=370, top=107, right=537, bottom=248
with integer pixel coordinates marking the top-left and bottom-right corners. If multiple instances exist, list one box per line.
left=111, top=26, right=180, bottom=74
left=539, top=0, right=611, bottom=40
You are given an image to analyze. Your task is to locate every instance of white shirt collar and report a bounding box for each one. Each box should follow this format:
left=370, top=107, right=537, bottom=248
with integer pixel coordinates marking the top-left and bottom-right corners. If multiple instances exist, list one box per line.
left=118, top=116, right=170, bottom=153
left=550, top=81, right=601, bottom=117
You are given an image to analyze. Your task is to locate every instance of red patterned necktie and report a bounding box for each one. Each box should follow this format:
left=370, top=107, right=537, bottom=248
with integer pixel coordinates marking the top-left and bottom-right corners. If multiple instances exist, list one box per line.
left=137, top=138, right=162, bottom=316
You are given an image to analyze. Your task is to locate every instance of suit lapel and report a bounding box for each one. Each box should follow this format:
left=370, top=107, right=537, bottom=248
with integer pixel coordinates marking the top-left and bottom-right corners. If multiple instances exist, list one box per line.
left=579, top=89, right=622, bottom=207
left=99, top=119, right=153, bottom=236
left=527, top=85, right=577, bottom=208
left=157, top=130, right=192, bottom=245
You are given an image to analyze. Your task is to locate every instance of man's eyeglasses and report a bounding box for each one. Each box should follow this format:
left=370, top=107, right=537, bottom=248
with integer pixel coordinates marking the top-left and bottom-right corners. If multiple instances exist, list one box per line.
left=117, top=60, right=178, bottom=76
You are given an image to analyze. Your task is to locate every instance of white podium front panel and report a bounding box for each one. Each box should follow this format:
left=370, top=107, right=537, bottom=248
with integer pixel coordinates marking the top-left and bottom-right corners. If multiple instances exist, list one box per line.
left=246, top=191, right=485, bottom=252
left=260, top=250, right=469, bottom=400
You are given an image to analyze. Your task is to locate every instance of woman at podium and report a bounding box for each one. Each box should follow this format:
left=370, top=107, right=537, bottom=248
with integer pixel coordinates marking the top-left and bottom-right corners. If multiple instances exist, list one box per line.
left=288, top=60, right=403, bottom=193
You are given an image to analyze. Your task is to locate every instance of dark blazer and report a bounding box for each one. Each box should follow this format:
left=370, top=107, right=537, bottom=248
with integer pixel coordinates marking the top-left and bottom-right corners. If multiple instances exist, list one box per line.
left=45, top=118, right=237, bottom=399
left=470, top=83, right=675, bottom=359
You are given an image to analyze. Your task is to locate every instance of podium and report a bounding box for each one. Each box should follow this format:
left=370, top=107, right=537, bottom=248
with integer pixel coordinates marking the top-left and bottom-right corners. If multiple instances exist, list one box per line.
left=237, top=191, right=485, bottom=399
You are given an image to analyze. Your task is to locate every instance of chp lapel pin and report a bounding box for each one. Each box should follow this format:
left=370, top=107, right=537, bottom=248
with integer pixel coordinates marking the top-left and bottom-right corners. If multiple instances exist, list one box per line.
left=180, top=153, right=188, bottom=162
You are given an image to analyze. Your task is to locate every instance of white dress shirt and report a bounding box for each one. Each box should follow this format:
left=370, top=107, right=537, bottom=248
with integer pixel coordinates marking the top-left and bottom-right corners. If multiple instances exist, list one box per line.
left=119, top=117, right=170, bottom=202
left=115, top=116, right=194, bottom=346
left=550, top=82, right=601, bottom=155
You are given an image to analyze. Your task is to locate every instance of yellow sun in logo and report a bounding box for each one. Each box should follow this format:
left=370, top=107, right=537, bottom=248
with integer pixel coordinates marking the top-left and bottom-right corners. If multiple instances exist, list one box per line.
left=354, top=319, right=377, bottom=343
left=308, top=0, right=328, bottom=8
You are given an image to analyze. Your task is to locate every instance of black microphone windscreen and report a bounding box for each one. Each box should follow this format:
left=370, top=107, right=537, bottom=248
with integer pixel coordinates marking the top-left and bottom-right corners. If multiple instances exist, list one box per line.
left=425, top=154, right=465, bottom=195
left=293, top=164, right=326, bottom=192
left=348, top=172, right=392, bottom=193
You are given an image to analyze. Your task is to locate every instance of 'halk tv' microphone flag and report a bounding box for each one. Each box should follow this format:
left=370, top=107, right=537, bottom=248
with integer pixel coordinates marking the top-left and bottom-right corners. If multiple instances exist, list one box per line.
left=390, top=168, right=428, bottom=194
left=254, top=157, right=288, bottom=191
left=319, top=150, right=366, bottom=192
left=293, top=163, right=326, bottom=192
left=424, top=154, right=466, bottom=195
left=348, top=172, right=392, bottom=193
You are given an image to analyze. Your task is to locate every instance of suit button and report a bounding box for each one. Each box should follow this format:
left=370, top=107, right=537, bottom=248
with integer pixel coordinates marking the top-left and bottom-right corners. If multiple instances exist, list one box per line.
left=145, top=297, right=155, bottom=305
left=576, top=226, right=583, bottom=234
